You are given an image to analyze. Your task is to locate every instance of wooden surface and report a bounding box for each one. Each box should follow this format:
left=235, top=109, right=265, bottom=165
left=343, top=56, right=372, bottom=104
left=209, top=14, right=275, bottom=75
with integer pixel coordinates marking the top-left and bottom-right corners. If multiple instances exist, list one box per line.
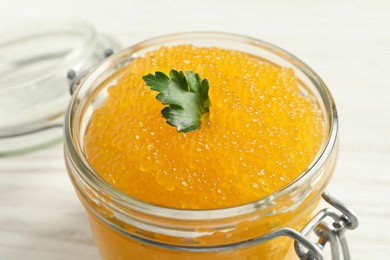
left=1, top=0, right=390, bottom=259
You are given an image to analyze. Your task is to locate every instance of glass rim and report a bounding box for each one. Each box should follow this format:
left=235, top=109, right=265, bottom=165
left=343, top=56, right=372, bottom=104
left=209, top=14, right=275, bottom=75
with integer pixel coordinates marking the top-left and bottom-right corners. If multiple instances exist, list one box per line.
left=64, top=31, right=338, bottom=220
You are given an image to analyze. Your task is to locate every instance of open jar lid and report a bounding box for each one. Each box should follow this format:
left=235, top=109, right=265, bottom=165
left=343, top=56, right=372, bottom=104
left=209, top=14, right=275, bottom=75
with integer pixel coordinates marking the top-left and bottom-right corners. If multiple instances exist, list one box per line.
left=0, top=21, right=121, bottom=155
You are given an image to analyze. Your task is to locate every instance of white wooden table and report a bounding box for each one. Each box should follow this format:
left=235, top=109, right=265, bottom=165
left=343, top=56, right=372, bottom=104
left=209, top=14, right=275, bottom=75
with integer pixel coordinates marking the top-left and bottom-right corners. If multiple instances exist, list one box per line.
left=1, top=0, right=389, bottom=259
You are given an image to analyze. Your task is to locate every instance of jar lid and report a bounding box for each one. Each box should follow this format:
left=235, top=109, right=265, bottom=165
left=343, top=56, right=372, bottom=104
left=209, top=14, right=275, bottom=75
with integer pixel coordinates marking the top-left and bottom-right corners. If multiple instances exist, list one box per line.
left=0, top=21, right=121, bottom=155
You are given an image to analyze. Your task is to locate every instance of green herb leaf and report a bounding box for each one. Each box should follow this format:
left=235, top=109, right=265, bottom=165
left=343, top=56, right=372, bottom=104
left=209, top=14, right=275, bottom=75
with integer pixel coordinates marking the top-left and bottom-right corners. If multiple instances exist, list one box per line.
left=142, top=69, right=210, bottom=132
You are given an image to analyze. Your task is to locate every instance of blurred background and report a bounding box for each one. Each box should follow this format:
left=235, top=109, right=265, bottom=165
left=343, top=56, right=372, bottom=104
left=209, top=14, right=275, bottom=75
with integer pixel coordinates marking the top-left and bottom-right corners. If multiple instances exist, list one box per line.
left=0, top=0, right=389, bottom=259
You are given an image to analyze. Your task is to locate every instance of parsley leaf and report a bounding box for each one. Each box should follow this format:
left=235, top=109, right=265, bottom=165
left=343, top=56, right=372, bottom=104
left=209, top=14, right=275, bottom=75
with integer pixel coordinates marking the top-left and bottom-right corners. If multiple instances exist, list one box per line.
left=142, top=69, right=210, bottom=132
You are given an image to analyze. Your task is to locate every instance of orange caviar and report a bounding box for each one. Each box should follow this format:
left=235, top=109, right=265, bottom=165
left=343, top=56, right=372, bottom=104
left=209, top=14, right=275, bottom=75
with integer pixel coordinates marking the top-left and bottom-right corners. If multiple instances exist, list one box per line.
left=84, top=45, right=324, bottom=209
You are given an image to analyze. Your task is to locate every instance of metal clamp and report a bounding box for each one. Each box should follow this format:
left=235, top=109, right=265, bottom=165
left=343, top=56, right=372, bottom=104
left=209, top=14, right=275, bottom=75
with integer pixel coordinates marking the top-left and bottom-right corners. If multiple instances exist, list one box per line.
left=99, top=191, right=358, bottom=260
left=294, top=191, right=359, bottom=260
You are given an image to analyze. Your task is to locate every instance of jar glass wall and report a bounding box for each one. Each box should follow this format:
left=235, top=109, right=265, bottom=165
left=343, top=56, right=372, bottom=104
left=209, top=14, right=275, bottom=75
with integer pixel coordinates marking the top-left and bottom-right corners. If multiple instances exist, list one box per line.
left=64, top=32, right=338, bottom=259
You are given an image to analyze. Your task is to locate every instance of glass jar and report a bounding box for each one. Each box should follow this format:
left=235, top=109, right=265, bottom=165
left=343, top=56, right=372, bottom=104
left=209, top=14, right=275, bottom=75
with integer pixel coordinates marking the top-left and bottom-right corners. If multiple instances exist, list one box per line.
left=64, top=32, right=357, bottom=260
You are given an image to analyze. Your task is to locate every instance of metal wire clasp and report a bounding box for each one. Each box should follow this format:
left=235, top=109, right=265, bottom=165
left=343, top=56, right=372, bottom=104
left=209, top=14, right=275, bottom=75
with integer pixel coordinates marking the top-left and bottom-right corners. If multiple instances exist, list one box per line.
left=294, top=191, right=359, bottom=260
left=96, top=190, right=358, bottom=260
